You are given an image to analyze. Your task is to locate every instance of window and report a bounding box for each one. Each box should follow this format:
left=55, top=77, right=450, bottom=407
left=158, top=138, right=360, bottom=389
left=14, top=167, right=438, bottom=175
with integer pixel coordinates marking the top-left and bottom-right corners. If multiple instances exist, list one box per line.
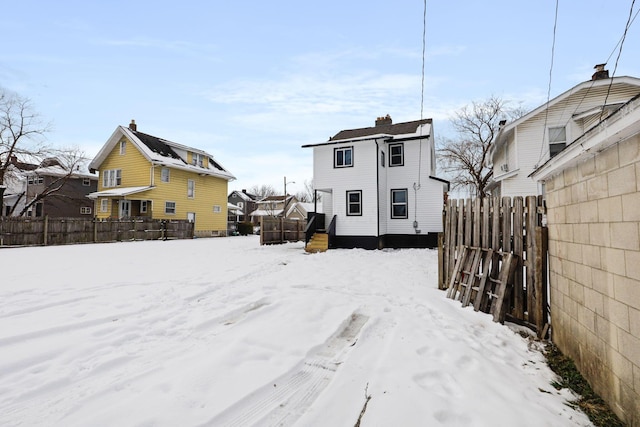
left=237, top=201, right=244, bottom=209
left=119, top=140, right=126, bottom=155
left=548, top=126, right=566, bottom=158
left=82, top=178, right=91, bottom=186
left=346, top=190, right=362, bottom=216
left=165, top=201, right=176, bottom=214
left=391, top=189, right=408, bottom=219
left=334, top=146, right=353, bottom=168
left=192, top=153, right=204, bottom=167
left=187, top=179, right=195, bottom=198
left=381, top=151, right=385, bottom=167
left=102, top=169, right=121, bottom=187
left=100, top=199, right=108, bottom=212
left=27, top=176, right=43, bottom=185
left=80, top=207, right=92, bottom=215
left=161, top=167, right=170, bottom=182
left=389, top=143, right=404, bottom=166
left=213, top=205, right=222, bottom=213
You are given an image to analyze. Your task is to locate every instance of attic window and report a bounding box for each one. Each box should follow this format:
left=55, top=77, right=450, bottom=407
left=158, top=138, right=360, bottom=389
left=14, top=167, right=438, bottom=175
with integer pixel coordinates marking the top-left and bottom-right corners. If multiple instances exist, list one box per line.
left=548, top=126, right=566, bottom=158
left=192, top=153, right=204, bottom=167
left=161, top=167, right=170, bottom=183
left=119, top=140, right=126, bottom=155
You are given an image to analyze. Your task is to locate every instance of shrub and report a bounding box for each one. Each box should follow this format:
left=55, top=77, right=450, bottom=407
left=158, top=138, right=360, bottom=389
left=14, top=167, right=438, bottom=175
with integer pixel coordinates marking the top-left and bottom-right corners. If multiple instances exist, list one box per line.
left=237, top=222, right=254, bottom=236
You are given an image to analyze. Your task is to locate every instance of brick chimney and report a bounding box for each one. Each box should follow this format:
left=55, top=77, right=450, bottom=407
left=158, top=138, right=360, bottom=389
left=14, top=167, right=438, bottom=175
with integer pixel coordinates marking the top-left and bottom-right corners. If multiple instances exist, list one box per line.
left=129, top=119, right=137, bottom=131
left=375, top=114, right=392, bottom=127
left=592, top=64, right=609, bottom=81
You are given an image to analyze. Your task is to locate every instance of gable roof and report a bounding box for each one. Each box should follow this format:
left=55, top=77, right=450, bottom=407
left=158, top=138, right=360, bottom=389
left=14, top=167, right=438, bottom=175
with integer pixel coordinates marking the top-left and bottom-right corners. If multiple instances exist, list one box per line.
left=302, top=118, right=432, bottom=148
left=531, top=92, right=640, bottom=181
left=89, top=123, right=235, bottom=181
left=229, top=190, right=258, bottom=201
left=492, top=76, right=640, bottom=153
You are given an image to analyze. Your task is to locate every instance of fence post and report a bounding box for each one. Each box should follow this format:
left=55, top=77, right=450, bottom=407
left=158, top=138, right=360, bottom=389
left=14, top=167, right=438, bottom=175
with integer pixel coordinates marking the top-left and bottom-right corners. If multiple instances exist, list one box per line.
left=525, top=196, right=538, bottom=324
left=43, top=215, right=49, bottom=246
left=534, top=225, right=549, bottom=337
left=513, top=197, right=525, bottom=318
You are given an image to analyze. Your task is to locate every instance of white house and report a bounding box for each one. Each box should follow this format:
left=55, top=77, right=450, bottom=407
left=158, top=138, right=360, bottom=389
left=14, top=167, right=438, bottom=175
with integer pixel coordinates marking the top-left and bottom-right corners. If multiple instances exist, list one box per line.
left=488, top=65, right=640, bottom=198
left=302, top=115, right=448, bottom=249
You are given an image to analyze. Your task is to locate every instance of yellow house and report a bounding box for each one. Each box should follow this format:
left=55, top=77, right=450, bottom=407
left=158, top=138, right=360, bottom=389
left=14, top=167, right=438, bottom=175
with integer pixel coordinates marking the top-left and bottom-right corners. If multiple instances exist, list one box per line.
left=88, top=120, right=235, bottom=237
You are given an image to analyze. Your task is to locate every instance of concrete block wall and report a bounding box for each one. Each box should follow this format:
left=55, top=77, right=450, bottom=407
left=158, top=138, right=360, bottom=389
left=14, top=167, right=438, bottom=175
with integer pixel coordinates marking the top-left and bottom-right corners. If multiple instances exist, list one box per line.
left=545, top=133, right=640, bottom=425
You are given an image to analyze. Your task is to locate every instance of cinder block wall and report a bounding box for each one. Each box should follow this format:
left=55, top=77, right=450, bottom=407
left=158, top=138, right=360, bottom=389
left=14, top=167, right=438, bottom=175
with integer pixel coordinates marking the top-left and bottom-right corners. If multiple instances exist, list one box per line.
left=545, top=134, right=640, bottom=425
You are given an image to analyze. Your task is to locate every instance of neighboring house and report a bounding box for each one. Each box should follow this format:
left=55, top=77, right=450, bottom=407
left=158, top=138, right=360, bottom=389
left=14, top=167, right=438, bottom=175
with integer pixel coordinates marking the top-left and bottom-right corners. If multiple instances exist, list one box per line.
left=23, top=158, right=98, bottom=218
left=285, top=201, right=319, bottom=221
left=227, top=189, right=259, bottom=223
left=1, top=155, right=37, bottom=216
left=249, top=195, right=298, bottom=223
left=88, top=120, right=235, bottom=237
left=488, top=65, right=640, bottom=198
left=302, top=115, right=449, bottom=249
left=530, top=93, right=640, bottom=425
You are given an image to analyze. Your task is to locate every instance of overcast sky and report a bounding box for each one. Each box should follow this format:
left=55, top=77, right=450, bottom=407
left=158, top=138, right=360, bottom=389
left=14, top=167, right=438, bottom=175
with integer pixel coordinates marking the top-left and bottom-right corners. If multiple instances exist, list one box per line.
left=2, top=1, right=640, bottom=195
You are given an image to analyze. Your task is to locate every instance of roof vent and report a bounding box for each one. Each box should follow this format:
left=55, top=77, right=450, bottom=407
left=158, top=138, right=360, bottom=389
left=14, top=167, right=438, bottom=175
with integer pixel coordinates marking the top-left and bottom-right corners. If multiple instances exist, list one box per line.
left=592, top=64, right=609, bottom=81
left=375, top=114, right=392, bottom=127
left=129, top=119, right=137, bottom=131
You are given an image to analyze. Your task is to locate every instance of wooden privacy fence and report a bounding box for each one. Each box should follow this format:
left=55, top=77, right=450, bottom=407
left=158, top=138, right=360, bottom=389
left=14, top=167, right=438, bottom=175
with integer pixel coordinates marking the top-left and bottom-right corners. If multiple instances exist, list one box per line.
left=260, top=217, right=306, bottom=245
left=0, top=217, right=194, bottom=247
left=440, top=196, right=549, bottom=337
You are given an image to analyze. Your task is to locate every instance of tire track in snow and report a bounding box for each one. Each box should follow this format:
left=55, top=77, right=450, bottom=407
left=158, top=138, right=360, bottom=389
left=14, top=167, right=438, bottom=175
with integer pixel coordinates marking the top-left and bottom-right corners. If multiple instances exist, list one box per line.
left=201, top=312, right=369, bottom=427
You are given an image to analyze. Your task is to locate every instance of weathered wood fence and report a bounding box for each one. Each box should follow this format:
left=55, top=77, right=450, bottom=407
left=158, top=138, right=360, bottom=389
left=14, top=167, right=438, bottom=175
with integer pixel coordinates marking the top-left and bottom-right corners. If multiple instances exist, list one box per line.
left=440, top=196, right=549, bottom=336
left=260, top=217, right=306, bottom=245
left=0, top=217, right=194, bottom=247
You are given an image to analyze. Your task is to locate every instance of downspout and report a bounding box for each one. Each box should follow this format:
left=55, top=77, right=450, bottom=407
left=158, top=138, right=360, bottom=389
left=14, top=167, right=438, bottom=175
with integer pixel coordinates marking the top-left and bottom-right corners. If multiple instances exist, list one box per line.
left=375, top=139, right=381, bottom=245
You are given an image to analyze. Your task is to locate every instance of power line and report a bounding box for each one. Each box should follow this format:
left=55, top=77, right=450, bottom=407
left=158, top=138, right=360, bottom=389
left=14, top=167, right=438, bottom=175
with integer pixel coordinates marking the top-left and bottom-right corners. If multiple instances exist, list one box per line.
left=601, top=0, right=637, bottom=121
left=537, top=0, right=560, bottom=166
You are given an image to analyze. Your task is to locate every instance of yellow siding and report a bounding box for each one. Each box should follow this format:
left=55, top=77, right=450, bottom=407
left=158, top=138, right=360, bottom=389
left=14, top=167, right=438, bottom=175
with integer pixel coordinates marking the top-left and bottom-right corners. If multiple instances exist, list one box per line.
left=94, top=136, right=229, bottom=234
left=149, top=167, right=228, bottom=233
left=98, top=137, right=152, bottom=190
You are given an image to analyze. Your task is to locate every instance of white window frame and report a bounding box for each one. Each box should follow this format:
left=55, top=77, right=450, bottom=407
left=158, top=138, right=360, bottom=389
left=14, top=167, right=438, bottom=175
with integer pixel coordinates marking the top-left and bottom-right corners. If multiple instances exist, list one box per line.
left=213, top=205, right=221, bottom=213
left=391, top=188, right=408, bottom=219
left=192, top=153, right=204, bottom=167
left=100, top=199, right=108, bottom=213
left=237, top=201, right=244, bottom=209
left=140, top=200, right=148, bottom=213
left=165, top=201, right=176, bottom=214
left=334, top=146, right=353, bottom=168
left=102, top=169, right=122, bottom=188
left=119, top=140, right=126, bottom=155
left=389, top=143, right=404, bottom=166
left=187, top=179, right=195, bottom=198
left=28, top=176, right=44, bottom=185
left=161, top=167, right=170, bottom=183
left=80, top=206, right=92, bottom=215
left=82, top=178, right=91, bottom=186
left=346, top=190, right=362, bottom=216
left=548, top=126, right=567, bottom=158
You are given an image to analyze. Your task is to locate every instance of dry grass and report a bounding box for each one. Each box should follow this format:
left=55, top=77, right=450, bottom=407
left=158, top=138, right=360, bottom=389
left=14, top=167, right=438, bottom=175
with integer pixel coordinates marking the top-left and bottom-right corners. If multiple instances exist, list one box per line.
left=544, top=343, right=625, bottom=427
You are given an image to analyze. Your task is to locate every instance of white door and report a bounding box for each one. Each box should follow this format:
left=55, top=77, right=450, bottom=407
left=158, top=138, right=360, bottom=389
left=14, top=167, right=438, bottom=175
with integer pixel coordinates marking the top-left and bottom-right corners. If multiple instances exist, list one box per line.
left=119, top=200, right=131, bottom=218
left=187, top=212, right=196, bottom=223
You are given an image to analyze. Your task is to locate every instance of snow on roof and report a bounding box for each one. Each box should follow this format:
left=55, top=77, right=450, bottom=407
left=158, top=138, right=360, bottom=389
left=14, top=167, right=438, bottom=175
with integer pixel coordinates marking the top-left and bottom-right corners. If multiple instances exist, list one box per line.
left=248, top=208, right=284, bottom=217
left=89, top=124, right=236, bottom=181
left=87, top=186, right=153, bottom=199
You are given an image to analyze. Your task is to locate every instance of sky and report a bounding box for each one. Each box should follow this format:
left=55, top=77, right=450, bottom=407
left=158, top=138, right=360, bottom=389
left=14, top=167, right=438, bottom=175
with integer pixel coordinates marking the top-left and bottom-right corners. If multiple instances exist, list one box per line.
left=2, top=0, right=640, bottom=195
left=0, top=237, right=594, bottom=426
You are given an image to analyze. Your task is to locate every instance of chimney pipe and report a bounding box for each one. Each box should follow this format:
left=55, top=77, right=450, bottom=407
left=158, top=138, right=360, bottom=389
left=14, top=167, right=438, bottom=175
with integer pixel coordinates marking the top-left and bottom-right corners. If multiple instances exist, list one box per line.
left=592, top=63, right=609, bottom=81
left=375, top=114, right=392, bottom=127
left=129, top=119, right=137, bottom=131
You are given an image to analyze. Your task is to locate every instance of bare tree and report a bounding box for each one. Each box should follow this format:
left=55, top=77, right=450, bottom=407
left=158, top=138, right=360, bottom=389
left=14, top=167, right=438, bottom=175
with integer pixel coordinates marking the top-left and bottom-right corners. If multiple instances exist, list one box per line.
left=17, top=147, right=88, bottom=217
left=437, top=95, right=525, bottom=198
left=294, top=179, right=318, bottom=203
left=0, top=88, right=50, bottom=214
left=248, top=184, right=277, bottom=200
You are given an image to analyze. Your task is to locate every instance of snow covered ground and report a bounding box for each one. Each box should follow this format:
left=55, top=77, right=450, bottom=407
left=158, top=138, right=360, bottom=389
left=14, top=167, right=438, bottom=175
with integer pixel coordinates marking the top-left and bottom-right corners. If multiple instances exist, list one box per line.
left=1, top=236, right=592, bottom=427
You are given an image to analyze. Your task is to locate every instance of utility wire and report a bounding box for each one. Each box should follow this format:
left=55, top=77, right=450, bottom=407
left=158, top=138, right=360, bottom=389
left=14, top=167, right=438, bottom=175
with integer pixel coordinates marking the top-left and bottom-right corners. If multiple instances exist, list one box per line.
left=600, top=0, right=636, bottom=121
left=536, top=0, right=560, bottom=167
left=414, top=0, right=427, bottom=226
